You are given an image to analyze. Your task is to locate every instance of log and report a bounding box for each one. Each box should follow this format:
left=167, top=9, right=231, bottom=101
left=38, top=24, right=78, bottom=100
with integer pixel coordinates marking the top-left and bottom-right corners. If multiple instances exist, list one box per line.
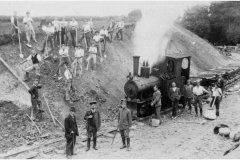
left=26, top=114, right=41, bottom=134
left=43, top=94, right=56, bottom=125
left=0, top=138, right=64, bottom=159
left=0, top=56, right=29, bottom=90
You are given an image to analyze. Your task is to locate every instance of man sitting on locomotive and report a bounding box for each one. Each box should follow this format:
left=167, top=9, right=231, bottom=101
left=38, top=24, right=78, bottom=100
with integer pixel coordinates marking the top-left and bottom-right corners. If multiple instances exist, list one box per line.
left=168, top=82, right=181, bottom=119
left=150, top=85, right=162, bottom=125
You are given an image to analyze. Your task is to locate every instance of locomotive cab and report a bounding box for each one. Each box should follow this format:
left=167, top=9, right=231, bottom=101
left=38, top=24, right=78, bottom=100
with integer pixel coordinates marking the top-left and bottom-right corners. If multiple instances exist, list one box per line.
left=124, top=54, right=191, bottom=118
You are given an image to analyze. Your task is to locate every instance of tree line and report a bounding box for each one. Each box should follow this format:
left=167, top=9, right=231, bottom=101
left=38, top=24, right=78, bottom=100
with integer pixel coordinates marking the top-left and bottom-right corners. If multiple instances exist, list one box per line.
left=179, top=1, right=240, bottom=46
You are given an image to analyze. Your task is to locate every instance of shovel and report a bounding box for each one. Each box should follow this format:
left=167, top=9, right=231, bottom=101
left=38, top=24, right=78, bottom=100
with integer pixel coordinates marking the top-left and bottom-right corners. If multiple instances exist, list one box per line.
left=209, top=96, right=217, bottom=110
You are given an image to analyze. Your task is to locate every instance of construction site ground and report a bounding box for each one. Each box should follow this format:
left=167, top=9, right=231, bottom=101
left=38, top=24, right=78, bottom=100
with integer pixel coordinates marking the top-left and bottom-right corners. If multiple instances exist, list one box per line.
left=1, top=18, right=240, bottom=158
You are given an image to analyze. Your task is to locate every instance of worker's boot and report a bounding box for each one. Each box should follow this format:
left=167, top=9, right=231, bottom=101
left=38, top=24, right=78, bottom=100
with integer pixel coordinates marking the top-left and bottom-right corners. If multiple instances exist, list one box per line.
left=126, top=138, right=131, bottom=151
left=120, top=137, right=126, bottom=149
left=86, top=138, right=90, bottom=151
left=93, top=138, right=98, bottom=150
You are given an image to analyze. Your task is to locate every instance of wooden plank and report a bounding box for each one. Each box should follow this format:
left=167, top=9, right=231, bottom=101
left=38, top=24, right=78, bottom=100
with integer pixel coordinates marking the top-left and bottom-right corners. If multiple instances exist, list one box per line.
left=0, top=138, right=64, bottom=159
left=54, top=117, right=64, bottom=129
left=0, top=56, right=29, bottom=90
left=43, top=94, right=56, bottom=125
left=26, top=114, right=41, bottom=134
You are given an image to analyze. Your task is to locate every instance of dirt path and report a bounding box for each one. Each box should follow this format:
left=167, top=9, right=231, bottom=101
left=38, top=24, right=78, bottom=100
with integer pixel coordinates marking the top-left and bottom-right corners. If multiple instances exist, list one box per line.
left=31, top=89, right=240, bottom=159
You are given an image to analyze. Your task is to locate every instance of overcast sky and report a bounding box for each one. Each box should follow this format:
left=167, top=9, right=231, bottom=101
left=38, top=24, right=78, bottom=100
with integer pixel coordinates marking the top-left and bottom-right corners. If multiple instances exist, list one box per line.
left=0, top=1, right=210, bottom=17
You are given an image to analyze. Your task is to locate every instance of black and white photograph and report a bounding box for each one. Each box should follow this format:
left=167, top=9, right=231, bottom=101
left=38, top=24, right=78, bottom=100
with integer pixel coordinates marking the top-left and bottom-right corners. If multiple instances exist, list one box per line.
left=0, top=0, right=240, bottom=159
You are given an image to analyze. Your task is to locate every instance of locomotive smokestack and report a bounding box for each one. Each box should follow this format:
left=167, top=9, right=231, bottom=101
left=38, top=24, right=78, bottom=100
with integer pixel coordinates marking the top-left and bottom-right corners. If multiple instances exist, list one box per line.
left=133, top=56, right=140, bottom=76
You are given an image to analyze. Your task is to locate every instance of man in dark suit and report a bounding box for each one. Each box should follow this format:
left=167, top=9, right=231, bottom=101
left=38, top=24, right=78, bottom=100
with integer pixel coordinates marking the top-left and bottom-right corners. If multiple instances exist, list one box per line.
left=64, top=107, right=79, bottom=159
left=150, top=85, right=162, bottom=124
left=168, top=82, right=181, bottom=119
left=84, top=101, right=101, bottom=151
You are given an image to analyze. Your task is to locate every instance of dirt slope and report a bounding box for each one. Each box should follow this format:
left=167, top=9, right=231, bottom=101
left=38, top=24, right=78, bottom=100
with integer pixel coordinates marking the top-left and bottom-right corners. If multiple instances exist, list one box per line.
left=167, top=25, right=240, bottom=76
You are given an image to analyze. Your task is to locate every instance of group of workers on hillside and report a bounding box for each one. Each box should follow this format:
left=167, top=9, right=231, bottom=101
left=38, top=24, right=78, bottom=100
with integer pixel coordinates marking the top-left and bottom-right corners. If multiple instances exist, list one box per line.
left=11, top=11, right=125, bottom=105
left=151, top=75, right=225, bottom=124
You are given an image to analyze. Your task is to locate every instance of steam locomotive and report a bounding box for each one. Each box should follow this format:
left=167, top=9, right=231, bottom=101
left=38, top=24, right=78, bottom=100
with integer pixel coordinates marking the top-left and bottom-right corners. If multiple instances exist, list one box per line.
left=124, top=54, right=191, bottom=117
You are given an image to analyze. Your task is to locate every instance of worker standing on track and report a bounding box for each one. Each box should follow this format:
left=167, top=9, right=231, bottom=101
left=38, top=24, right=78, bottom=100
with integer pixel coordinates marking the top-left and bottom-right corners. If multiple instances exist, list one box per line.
left=71, top=44, right=84, bottom=77
left=84, top=101, right=101, bottom=151
left=10, top=11, right=20, bottom=45
left=118, top=98, right=132, bottom=151
left=86, top=43, right=98, bottom=71
left=28, top=78, right=42, bottom=122
left=69, top=18, right=78, bottom=48
left=193, top=80, right=209, bottom=117
left=210, top=83, right=222, bottom=117
left=183, top=80, right=193, bottom=114
left=150, top=85, right=162, bottom=125
left=22, top=49, right=42, bottom=81
left=168, top=82, right=181, bottom=119
left=56, top=44, right=71, bottom=80
left=23, top=11, right=37, bottom=46
left=52, top=17, right=60, bottom=47
left=64, top=65, right=73, bottom=104
left=64, top=107, right=79, bottom=159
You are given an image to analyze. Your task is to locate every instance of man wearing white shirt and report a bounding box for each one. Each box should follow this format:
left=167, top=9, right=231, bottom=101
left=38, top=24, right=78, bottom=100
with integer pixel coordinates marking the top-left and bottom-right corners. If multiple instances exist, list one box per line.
left=86, top=43, right=98, bottom=71
left=10, top=11, right=20, bottom=45
left=56, top=44, right=71, bottom=79
left=93, top=32, right=104, bottom=62
left=69, top=18, right=78, bottom=47
left=80, top=20, right=93, bottom=49
left=71, top=45, right=84, bottom=77
left=210, top=83, right=222, bottom=117
left=41, top=22, right=55, bottom=57
left=22, top=49, right=42, bottom=81
left=52, top=17, right=60, bottom=47
left=193, top=80, right=209, bottom=117
left=64, top=65, right=73, bottom=103
left=23, top=11, right=37, bottom=45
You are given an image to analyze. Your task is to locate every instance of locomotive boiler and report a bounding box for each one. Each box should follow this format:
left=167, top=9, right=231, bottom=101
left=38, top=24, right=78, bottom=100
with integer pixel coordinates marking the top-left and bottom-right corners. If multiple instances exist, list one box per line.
left=124, top=54, right=191, bottom=117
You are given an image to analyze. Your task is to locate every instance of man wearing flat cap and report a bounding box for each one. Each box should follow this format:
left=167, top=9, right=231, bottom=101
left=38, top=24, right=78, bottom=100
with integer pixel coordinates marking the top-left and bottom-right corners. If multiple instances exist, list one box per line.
left=118, top=98, right=132, bottom=151
left=64, top=107, right=79, bottom=158
left=84, top=101, right=101, bottom=151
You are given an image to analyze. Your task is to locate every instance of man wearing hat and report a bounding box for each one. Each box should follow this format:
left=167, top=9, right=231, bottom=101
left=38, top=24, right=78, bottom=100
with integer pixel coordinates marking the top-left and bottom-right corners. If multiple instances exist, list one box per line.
left=86, top=43, right=98, bottom=71
left=93, top=31, right=104, bottom=62
left=193, top=80, right=209, bottom=117
left=210, top=83, right=222, bottom=117
left=10, top=11, right=20, bottom=45
left=118, top=98, right=132, bottom=151
left=64, top=107, right=79, bottom=158
left=23, top=11, right=37, bottom=46
left=84, top=101, right=101, bottom=151
left=168, top=82, right=181, bottom=119
left=69, top=18, right=78, bottom=47
left=71, top=44, right=84, bottom=77
left=28, top=78, right=43, bottom=121
left=22, top=49, right=42, bottom=81
left=115, top=18, right=124, bottom=41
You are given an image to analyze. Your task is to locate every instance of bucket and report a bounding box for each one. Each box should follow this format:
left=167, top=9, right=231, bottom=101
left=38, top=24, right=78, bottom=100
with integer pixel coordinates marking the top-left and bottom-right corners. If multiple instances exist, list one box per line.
left=151, top=119, right=160, bottom=127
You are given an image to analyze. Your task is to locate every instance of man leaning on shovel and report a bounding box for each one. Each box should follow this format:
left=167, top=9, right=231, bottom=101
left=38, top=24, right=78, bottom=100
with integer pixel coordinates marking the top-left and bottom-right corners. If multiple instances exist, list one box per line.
left=64, top=107, right=79, bottom=159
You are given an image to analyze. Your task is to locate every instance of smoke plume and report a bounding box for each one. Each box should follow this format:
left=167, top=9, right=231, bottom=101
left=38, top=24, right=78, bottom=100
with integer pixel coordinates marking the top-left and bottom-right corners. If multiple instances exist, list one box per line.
left=133, top=2, right=206, bottom=67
